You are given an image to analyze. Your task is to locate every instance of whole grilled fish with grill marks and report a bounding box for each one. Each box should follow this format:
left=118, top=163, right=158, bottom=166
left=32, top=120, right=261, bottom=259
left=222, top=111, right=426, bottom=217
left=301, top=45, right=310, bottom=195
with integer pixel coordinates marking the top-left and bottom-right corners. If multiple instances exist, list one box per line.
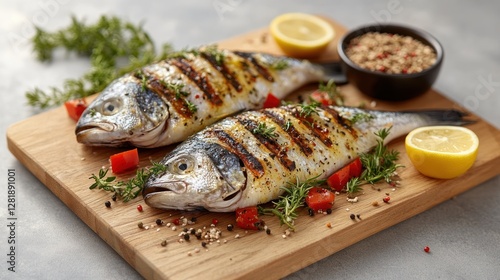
left=143, top=104, right=471, bottom=212
left=75, top=47, right=328, bottom=148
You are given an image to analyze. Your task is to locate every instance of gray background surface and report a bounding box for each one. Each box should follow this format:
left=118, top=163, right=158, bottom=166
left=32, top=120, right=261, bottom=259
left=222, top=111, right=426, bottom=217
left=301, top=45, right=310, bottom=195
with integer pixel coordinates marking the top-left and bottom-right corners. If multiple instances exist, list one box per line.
left=1, top=0, right=499, bottom=279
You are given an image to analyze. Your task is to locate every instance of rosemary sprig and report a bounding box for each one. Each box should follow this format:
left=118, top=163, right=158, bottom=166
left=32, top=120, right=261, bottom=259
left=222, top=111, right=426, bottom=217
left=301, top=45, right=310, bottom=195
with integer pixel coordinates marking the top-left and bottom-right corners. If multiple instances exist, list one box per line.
left=269, top=59, right=290, bottom=70
left=203, top=44, right=225, bottom=65
left=89, top=161, right=166, bottom=202
left=164, top=82, right=189, bottom=99
left=27, top=15, right=173, bottom=109
left=349, top=112, right=375, bottom=124
left=261, top=177, right=324, bottom=230
left=253, top=123, right=278, bottom=139
left=346, top=127, right=404, bottom=197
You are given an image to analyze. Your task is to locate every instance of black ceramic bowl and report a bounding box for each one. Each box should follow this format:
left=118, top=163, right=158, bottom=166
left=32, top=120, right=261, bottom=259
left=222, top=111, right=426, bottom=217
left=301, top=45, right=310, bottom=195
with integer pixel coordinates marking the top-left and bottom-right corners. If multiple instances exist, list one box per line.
left=337, top=24, right=444, bottom=101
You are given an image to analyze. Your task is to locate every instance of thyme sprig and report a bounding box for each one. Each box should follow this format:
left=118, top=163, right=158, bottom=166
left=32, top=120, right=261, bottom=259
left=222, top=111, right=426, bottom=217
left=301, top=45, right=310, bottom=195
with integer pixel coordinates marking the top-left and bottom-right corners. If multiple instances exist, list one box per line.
left=321, top=79, right=344, bottom=106
left=27, top=15, right=174, bottom=109
left=261, top=177, right=324, bottom=230
left=346, top=127, right=404, bottom=197
left=203, top=44, right=225, bottom=65
left=253, top=123, right=278, bottom=139
left=89, top=161, right=166, bottom=202
left=299, top=101, right=321, bottom=117
left=269, top=59, right=290, bottom=70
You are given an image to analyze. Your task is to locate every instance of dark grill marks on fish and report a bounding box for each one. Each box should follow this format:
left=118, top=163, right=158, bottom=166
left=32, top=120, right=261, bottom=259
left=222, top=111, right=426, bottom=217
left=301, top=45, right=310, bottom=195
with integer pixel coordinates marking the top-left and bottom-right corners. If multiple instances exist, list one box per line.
left=283, top=106, right=334, bottom=148
left=234, top=51, right=275, bottom=82
left=133, top=70, right=193, bottom=118
left=170, top=58, right=223, bottom=105
left=261, top=109, right=314, bottom=156
left=236, top=116, right=296, bottom=171
left=322, top=106, right=359, bottom=140
left=209, top=130, right=265, bottom=178
left=201, top=53, right=243, bottom=92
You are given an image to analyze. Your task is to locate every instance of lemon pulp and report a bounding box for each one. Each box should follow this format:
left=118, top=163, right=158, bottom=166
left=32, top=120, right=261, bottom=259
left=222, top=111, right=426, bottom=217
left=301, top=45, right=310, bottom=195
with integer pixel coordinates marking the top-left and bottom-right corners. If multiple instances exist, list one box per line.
left=405, top=126, right=479, bottom=179
left=270, top=13, right=335, bottom=58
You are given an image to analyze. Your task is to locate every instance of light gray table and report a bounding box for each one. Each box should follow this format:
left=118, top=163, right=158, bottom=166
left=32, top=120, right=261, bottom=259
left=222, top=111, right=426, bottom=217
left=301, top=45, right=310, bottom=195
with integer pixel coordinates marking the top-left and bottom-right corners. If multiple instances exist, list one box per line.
left=1, top=1, right=498, bottom=279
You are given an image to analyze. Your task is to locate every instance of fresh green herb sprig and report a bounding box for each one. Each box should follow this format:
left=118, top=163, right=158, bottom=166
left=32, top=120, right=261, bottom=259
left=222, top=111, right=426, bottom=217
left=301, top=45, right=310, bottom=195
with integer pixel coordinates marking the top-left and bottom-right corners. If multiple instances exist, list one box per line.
left=203, top=44, right=225, bottom=65
left=261, top=177, right=324, bottom=230
left=269, top=59, right=290, bottom=70
left=27, top=15, right=174, bottom=109
left=319, top=79, right=344, bottom=106
left=89, top=161, right=166, bottom=202
left=350, top=112, right=375, bottom=124
left=299, top=101, right=321, bottom=117
left=253, top=123, right=278, bottom=139
left=346, top=127, right=404, bottom=197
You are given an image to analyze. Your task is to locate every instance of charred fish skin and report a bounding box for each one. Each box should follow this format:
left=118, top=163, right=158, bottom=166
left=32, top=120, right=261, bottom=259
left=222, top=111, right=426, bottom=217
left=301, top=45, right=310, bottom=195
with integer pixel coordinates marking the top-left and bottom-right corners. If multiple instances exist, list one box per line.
left=143, top=104, right=471, bottom=212
left=75, top=47, right=326, bottom=148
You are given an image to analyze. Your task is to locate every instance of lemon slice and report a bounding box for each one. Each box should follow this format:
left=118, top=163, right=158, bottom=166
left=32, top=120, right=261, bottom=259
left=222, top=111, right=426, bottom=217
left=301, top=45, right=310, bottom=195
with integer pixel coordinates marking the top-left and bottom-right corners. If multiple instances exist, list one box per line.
left=270, top=13, right=335, bottom=58
left=405, top=126, right=479, bottom=179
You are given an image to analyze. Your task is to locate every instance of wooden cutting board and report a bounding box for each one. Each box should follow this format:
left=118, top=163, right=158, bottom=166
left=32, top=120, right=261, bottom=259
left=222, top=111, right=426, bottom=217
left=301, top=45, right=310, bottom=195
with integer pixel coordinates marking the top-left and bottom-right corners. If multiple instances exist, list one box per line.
left=7, top=18, right=500, bottom=280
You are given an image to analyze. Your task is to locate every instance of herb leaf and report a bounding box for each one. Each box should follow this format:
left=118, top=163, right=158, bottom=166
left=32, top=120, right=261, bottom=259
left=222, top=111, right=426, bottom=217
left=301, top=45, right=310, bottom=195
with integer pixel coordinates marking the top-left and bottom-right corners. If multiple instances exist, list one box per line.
left=27, top=15, right=174, bottom=109
left=89, top=161, right=167, bottom=202
left=253, top=123, right=278, bottom=139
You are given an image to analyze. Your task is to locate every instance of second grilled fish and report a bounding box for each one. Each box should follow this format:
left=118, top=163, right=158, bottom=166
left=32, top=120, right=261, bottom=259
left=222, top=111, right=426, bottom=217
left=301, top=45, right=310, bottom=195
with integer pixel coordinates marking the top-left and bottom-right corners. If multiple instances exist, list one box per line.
left=143, top=104, right=472, bottom=212
left=75, top=47, right=330, bottom=148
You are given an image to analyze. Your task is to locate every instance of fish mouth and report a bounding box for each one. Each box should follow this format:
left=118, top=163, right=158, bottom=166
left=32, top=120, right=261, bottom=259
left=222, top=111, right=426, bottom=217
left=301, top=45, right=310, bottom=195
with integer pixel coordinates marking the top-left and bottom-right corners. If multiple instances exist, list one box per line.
left=142, top=180, right=188, bottom=197
left=143, top=181, right=201, bottom=210
left=75, top=122, right=127, bottom=146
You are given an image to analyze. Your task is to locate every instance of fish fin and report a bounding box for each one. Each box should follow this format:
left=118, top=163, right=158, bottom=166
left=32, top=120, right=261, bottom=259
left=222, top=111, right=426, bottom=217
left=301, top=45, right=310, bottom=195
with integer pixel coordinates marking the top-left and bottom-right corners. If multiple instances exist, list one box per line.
left=313, top=61, right=347, bottom=85
left=406, top=109, right=476, bottom=126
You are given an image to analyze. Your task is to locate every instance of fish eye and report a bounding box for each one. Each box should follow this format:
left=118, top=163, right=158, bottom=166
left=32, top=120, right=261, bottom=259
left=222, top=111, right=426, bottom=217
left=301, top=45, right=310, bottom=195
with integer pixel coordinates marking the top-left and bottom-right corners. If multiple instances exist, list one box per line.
left=102, top=98, right=122, bottom=116
left=170, top=156, right=195, bottom=175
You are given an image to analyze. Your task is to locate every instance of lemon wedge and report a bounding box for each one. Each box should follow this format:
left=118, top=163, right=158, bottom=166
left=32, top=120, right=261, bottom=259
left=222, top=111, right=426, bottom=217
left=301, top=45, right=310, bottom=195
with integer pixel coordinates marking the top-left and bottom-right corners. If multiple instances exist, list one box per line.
left=405, top=126, right=479, bottom=179
left=270, top=13, right=335, bottom=58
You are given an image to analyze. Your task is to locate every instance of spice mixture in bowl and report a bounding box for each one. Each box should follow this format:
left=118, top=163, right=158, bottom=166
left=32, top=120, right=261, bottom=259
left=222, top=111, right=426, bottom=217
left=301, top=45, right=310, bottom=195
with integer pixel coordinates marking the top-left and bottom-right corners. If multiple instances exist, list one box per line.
left=338, top=24, right=444, bottom=101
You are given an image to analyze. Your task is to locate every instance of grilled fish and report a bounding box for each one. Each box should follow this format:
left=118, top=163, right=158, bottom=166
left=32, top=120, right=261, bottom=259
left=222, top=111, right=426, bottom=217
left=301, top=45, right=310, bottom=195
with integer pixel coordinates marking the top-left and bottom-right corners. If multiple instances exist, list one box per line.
left=75, top=47, right=331, bottom=148
left=142, top=104, right=471, bottom=212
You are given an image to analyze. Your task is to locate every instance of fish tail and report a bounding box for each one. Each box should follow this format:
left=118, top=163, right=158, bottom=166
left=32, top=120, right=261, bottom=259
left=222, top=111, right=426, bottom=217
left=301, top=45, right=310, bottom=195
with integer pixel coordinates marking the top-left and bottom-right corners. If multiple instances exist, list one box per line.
left=405, top=109, right=476, bottom=126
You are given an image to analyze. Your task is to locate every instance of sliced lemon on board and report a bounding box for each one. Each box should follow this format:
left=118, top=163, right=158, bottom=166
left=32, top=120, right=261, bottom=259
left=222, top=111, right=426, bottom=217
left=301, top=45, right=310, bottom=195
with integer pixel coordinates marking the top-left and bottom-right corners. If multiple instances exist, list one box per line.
left=405, top=126, right=479, bottom=179
left=270, top=13, right=335, bottom=58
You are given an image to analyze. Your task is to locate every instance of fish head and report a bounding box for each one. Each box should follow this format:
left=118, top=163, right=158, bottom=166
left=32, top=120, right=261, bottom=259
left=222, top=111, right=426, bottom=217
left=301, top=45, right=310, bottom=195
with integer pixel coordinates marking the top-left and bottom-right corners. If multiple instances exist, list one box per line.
left=143, top=140, right=246, bottom=212
left=76, top=77, right=169, bottom=147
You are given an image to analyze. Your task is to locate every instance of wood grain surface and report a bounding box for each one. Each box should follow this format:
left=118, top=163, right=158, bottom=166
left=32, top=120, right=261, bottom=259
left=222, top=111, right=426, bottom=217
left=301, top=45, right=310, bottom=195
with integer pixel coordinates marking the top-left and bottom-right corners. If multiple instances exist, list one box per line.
left=7, top=18, right=500, bottom=280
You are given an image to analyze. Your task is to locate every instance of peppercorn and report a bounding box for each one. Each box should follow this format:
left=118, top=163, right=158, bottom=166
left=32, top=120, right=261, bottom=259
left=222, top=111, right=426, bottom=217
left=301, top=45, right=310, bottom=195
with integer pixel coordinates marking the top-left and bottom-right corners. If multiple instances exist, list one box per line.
left=161, top=240, right=167, bottom=247
left=105, top=201, right=111, bottom=208
left=350, top=214, right=356, bottom=220
left=183, top=228, right=189, bottom=232
left=173, top=218, right=180, bottom=226
left=137, top=204, right=143, bottom=212
left=137, top=222, right=144, bottom=229
left=308, top=208, right=315, bottom=216
left=383, top=196, right=391, bottom=203
left=266, top=228, right=271, bottom=235
left=212, top=218, right=219, bottom=226
left=424, top=246, right=430, bottom=253
left=195, top=232, right=202, bottom=240
left=156, top=219, right=163, bottom=226
left=201, top=241, right=207, bottom=248
left=356, top=214, right=361, bottom=220
left=190, top=228, right=196, bottom=235
left=183, top=233, right=190, bottom=241
left=111, top=193, right=117, bottom=201
left=190, top=217, right=197, bottom=223
left=227, top=224, right=234, bottom=231
left=326, top=208, right=332, bottom=215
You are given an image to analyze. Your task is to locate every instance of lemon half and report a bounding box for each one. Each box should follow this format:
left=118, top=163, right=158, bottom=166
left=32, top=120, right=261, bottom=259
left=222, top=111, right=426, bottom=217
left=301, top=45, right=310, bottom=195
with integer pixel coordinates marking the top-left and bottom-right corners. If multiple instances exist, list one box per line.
left=405, top=126, right=479, bottom=179
left=270, top=13, right=335, bottom=58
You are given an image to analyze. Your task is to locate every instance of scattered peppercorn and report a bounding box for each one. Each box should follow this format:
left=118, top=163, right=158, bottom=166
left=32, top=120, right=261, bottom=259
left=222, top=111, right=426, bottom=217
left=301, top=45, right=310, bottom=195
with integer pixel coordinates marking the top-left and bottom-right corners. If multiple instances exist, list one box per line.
left=201, top=241, right=207, bottom=248
left=173, top=218, right=181, bottom=226
left=161, top=240, right=167, bottom=247
left=356, top=214, right=361, bottom=220
left=266, top=228, right=271, bottom=235
left=156, top=219, right=163, bottom=226
left=212, top=218, right=219, bottom=226
left=195, top=232, right=202, bottom=240
left=308, top=208, right=315, bottom=216
left=104, top=201, right=111, bottom=208
left=183, top=233, right=190, bottom=241
left=111, top=193, right=117, bottom=201
left=383, top=196, right=391, bottom=203
left=372, top=201, right=379, bottom=207
left=424, top=246, right=430, bottom=253
left=137, top=204, right=143, bottom=212
left=190, top=228, right=196, bottom=235
left=227, top=224, right=234, bottom=231
left=183, top=228, right=189, bottom=232
left=137, top=222, right=144, bottom=229
left=350, top=214, right=356, bottom=220
left=326, top=222, right=332, bottom=228
left=326, top=208, right=332, bottom=215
